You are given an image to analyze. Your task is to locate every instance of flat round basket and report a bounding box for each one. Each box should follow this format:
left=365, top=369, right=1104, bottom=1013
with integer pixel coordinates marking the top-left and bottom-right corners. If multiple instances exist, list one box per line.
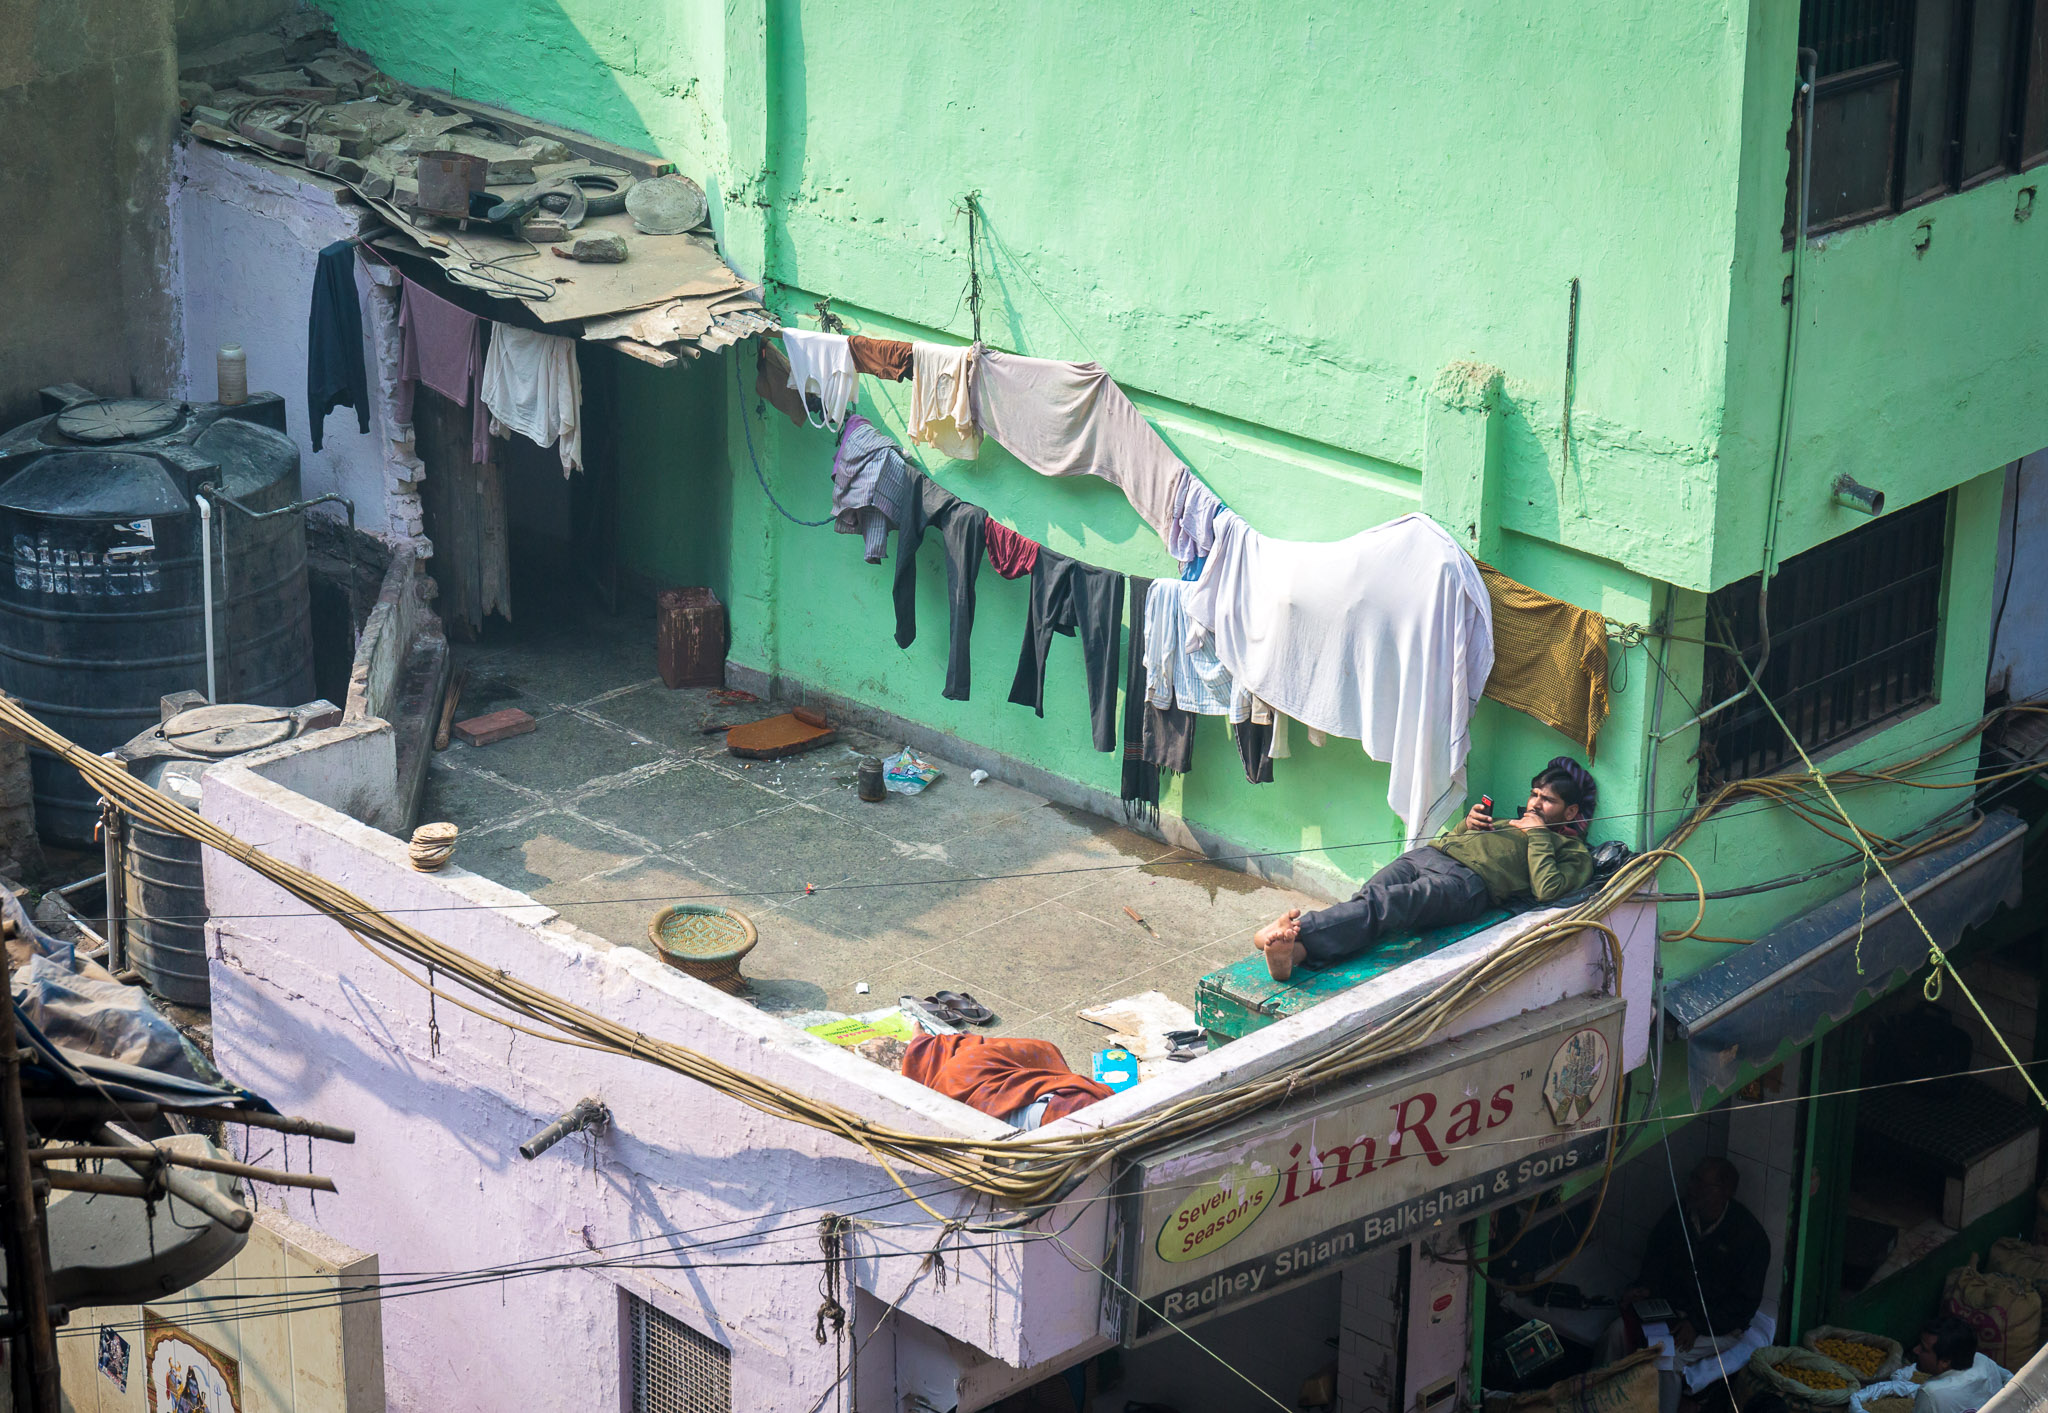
left=648, top=904, right=758, bottom=994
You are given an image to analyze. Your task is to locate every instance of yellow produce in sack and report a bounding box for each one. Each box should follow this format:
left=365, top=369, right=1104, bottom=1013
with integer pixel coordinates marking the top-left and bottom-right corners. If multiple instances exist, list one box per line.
left=1814, top=1340, right=1887, bottom=1379
left=1783, top=1366, right=1852, bottom=1392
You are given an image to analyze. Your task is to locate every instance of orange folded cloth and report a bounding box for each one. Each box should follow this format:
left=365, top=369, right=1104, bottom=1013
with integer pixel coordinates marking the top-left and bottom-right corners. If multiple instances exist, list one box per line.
left=902, top=1033, right=1114, bottom=1123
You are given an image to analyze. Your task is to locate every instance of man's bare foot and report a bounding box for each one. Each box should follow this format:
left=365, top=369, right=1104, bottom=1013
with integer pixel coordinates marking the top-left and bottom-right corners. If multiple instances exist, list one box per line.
left=1263, top=939, right=1307, bottom=981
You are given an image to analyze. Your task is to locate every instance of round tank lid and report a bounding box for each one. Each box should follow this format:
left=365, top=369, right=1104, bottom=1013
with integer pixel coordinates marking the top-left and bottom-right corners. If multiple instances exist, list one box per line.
left=162, top=704, right=294, bottom=757
left=55, top=399, right=183, bottom=444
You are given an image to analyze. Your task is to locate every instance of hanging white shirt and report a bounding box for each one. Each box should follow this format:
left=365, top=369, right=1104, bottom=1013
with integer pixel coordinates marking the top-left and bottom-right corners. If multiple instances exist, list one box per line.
left=1183, top=510, right=1493, bottom=846
left=779, top=327, right=858, bottom=431
left=480, top=325, right=582, bottom=473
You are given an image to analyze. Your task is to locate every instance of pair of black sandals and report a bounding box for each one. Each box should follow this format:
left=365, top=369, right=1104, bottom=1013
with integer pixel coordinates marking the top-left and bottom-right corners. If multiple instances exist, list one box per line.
left=918, top=991, right=995, bottom=1026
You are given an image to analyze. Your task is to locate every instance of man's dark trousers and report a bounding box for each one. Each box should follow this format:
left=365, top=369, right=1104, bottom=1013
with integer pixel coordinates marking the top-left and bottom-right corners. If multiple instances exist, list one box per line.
left=1295, top=848, right=1492, bottom=968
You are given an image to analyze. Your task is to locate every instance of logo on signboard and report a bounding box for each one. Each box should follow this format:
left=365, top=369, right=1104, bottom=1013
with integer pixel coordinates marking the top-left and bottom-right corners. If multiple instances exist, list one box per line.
left=1155, top=1173, right=1280, bottom=1264
left=1542, top=1026, right=1611, bottom=1125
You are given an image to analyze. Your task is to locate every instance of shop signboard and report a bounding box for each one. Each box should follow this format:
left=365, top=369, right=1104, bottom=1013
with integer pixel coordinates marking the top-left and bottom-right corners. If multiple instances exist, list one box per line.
left=1114, top=995, right=1622, bottom=1342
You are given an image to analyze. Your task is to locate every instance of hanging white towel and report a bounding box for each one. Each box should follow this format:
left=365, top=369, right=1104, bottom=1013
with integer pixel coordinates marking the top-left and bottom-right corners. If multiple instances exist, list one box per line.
left=479, top=324, right=582, bottom=473
left=1183, top=510, right=1494, bottom=846
left=780, top=327, right=858, bottom=431
left=910, top=342, right=981, bottom=459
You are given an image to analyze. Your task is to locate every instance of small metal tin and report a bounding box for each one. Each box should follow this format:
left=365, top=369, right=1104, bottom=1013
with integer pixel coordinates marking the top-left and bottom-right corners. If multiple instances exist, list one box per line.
left=856, top=756, right=885, bottom=802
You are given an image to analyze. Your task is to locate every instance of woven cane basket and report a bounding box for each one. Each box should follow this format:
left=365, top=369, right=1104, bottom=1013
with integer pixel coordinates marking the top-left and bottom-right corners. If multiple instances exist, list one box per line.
left=648, top=904, right=758, bottom=994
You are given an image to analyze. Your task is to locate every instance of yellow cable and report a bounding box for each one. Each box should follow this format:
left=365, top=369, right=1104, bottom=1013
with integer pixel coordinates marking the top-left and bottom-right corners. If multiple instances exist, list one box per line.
left=1737, top=663, right=2048, bottom=1113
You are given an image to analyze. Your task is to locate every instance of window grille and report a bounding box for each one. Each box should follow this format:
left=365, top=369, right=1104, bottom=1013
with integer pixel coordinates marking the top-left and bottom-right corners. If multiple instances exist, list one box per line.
left=1697, top=491, right=1948, bottom=788
left=629, top=1295, right=731, bottom=1413
left=1793, top=0, right=2048, bottom=237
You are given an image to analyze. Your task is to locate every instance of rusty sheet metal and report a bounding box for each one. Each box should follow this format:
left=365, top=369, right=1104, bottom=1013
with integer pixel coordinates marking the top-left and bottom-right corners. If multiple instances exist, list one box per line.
left=579, top=299, right=715, bottom=346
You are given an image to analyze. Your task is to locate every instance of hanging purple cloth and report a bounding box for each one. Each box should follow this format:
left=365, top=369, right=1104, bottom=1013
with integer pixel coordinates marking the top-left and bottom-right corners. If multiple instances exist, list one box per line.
left=398, top=277, right=491, bottom=463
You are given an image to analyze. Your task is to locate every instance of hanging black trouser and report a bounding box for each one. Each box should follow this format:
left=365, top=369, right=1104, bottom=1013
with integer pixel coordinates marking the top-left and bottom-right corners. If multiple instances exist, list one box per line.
left=1008, top=549, right=1125, bottom=752
left=1295, top=847, right=1492, bottom=968
left=892, top=473, right=988, bottom=701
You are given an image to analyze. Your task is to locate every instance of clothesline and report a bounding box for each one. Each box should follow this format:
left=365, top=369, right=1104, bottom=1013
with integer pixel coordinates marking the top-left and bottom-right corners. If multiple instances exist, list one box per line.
left=756, top=334, right=1504, bottom=842
left=752, top=320, right=1614, bottom=819
left=766, top=318, right=1638, bottom=639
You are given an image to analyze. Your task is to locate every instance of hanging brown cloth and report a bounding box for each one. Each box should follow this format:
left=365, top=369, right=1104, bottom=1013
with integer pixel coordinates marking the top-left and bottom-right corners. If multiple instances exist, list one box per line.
left=1476, top=562, right=1612, bottom=760
left=849, top=334, right=913, bottom=381
left=754, top=341, right=809, bottom=427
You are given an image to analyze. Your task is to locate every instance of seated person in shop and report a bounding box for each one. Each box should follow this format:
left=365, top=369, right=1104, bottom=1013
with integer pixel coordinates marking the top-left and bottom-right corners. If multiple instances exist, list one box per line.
left=1607, top=1158, right=1771, bottom=1413
left=1913, top=1316, right=2011, bottom=1413
left=1253, top=758, right=1596, bottom=981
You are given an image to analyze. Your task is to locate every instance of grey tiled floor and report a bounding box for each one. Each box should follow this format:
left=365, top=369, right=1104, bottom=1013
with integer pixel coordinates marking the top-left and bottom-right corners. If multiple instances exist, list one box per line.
left=423, top=602, right=1319, bottom=1068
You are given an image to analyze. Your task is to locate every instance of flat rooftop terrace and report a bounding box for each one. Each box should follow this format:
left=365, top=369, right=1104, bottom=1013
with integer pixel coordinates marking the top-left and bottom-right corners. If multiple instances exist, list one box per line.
left=422, top=599, right=1322, bottom=1069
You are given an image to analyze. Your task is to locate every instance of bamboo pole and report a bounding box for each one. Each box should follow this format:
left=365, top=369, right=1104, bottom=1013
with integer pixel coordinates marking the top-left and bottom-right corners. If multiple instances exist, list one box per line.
left=44, top=1171, right=151, bottom=1200
left=0, top=957, right=60, bottom=1413
left=178, top=1107, right=356, bottom=1143
left=93, top=1126, right=251, bottom=1233
left=35, top=1147, right=336, bottom=1193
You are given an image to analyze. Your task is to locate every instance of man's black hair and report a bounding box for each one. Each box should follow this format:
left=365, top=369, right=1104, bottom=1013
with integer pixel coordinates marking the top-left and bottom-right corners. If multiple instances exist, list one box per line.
left=1694, top=1156, right=1740, bottom=1193
left=1532, top=757, right=1597, bottom=834
left=1923, top=1316, right=1978, bottom=1370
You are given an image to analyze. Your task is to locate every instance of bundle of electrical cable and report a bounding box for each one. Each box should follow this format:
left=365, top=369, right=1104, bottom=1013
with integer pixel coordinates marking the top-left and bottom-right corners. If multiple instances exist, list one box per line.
left=9, top=689, right=2033, bottom=1217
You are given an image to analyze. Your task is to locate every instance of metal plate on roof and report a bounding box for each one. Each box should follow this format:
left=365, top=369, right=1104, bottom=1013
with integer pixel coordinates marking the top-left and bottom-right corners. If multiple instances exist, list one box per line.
left=56, top=400, right=182, bottom=444
left=625, top=174, right=708, bottom=235
left=162, top=704, right=294, bottom=757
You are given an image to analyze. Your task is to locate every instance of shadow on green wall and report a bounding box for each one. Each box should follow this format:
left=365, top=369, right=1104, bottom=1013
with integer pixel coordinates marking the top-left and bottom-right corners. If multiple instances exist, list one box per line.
left=591, top=349, right=734, bottom=606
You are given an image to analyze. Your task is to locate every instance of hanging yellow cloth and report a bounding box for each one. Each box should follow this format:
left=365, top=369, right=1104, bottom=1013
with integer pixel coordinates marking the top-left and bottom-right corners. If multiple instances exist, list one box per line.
left=1477, top=562, right=1612, bottom=760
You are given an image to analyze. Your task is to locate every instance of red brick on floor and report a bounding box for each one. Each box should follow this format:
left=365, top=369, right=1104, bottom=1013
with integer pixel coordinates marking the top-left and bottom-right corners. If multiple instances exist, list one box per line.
left=453, top=708, right=538, bottom=747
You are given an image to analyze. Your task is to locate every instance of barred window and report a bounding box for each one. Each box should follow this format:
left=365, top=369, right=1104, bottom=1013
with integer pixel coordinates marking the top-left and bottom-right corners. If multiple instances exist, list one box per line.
left=1698, top=492, right=1949, bottom=787
left=1794, top=0, right=2048, bottom=238
left=628, top=1294, right=731, bottom=1413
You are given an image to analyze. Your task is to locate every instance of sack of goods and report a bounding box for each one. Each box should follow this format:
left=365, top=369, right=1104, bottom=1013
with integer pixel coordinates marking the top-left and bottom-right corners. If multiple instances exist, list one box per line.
left=1988, top=1236, right=2048, bottom=1299
left=1946, top=1254, right=2043, bottom=1370
left=1486, top=1348, right=1660, bottom=1413
left=1743, top=1346, right=1864, bottom=1410
left=1803, top=1328, right=1906, bottom=1382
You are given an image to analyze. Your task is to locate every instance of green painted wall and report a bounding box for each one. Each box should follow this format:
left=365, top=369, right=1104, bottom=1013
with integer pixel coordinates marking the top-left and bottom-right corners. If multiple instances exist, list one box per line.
left=319, top=0, right=2041, bottom=913
left=603, top=350, right=735, bottom=604
left=1713, top=0, right=2048, bottom=591
left=1649, top=468, right=2004, bottom=979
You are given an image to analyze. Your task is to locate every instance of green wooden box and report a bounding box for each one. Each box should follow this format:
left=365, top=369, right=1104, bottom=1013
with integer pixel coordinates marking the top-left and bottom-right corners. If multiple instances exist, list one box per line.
left=1195, top=909, right=1511, bottom=1041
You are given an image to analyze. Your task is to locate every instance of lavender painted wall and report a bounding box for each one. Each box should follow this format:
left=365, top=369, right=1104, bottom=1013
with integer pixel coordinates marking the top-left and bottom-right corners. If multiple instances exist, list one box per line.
left=200, top=765, right=1101, bottom=1411
left=173, top=142, right=423, bottom=545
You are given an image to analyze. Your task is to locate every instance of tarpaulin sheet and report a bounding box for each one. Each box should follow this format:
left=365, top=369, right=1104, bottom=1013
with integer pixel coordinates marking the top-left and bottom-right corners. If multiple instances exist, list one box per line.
left=1663, top=810, right=2026, bottom=1106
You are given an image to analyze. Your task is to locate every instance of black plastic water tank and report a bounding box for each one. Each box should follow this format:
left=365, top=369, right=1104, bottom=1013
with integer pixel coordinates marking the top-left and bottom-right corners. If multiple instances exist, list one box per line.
left=0, top=393, right=315, bottom=845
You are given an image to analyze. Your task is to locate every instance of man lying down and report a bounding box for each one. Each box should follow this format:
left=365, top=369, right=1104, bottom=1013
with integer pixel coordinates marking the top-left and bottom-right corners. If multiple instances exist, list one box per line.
left=1253, top=757, right=1598, bottom=982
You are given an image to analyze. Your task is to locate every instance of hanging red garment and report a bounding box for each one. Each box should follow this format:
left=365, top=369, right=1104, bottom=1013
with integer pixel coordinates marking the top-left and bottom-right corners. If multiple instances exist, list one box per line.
left=984, top=519, right=1040, bottom=579
left=902, top=1033, right=1113, bottom=1122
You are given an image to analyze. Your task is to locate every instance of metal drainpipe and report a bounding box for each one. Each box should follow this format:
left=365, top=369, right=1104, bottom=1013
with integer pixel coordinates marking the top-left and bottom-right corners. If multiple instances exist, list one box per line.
left=1640, top=52, right=1817, bottom=1096
left=1653, top=47, right=1818, bottom=749
left=200, top=485, right=361, bottom=646
left=197, top=495, right=217, bottom=703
